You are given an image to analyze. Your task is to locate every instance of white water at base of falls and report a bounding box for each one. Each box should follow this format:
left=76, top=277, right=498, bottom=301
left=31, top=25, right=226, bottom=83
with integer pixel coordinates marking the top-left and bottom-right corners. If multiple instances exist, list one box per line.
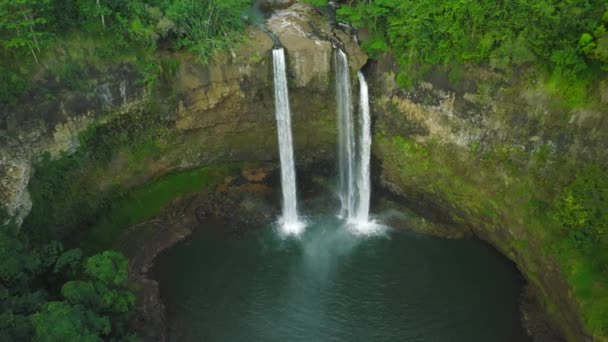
left=335, top=49, right=356, bottom=219
left=348, top=71, right=384, bottom=235
left=272, top=48, right=305, bottom=236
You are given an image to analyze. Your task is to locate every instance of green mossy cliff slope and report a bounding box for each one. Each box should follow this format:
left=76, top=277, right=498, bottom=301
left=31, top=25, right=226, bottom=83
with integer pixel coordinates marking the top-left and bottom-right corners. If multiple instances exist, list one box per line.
left=368, top=55, right=608, bottom=341
left=3, top=1, right=606, bottom=340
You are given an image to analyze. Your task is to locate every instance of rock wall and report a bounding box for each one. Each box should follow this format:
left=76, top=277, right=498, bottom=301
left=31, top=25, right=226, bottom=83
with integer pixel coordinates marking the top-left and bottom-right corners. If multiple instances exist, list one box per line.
left=367, top=54, right=607, bottom=341
left=6, top=2, right=601, bottom=340
left=0, top=3, right=367, bottom=225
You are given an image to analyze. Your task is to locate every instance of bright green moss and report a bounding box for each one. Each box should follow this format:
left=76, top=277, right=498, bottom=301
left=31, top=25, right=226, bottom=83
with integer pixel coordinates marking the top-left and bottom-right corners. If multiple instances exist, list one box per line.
left=82, top=164, right=238, bottom=251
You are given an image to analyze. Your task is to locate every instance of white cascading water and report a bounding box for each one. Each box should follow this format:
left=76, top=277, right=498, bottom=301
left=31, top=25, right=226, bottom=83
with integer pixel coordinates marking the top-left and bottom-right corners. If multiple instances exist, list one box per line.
left=272, top=48, right=305, bottom=235
left=354, top=71, right=372, bottom=225
left=335, top=49, right=357, bottom=219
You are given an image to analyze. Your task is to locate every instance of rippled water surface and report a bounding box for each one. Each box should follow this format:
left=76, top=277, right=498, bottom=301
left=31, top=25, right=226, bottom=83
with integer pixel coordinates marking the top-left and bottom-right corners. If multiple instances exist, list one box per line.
left=155, top=215, right=530, bottom=341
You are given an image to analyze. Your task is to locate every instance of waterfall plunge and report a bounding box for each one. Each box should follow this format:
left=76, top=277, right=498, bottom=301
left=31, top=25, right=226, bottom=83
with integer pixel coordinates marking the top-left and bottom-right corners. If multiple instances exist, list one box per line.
left=335, top=49, right=356, bottom=219
left=270, top=47, right=377, bottom=236
left=272, top=48, right=305, bottom=235
left=355, top=71, right=371, bottom=224
left=336, top=50, right=380, bottom=234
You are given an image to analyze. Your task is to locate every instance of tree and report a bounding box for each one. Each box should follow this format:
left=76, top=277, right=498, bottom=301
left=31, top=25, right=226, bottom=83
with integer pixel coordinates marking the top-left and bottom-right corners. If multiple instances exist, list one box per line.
left=85, top=251, right=130, bottom=287
left=555, top=164, right=608, bottom=248
left=0, top=0, right=52, bottom=63
left=76, top=0, right=110, bottom=32
left=337, top=0, right=606, bottom=87
left=0, top=225, right=135, bottom=340
left=162, top=0, right=253, bottom=62
left=54, top=248, right=83, bottom=277
left=64, top=251, right=136, bottom=316
left=96, top=0, right=105, bottom=28
left=580, top=11, right=608, bottom=70
left=0, top=228, right=41, bottom=288
left=30, top=302, right=110, bottom=342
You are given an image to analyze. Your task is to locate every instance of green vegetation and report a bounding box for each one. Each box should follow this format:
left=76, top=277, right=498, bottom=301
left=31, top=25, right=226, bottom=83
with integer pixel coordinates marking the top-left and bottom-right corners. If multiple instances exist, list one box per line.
left=554, top=165, right=608, bottom=249
left=303, top=0, right=330, bottom=7
left=344, top=3, right=608, bottom=332
left=13, top=99, right=239, bottom=337
left=2, top=0, right=606, bottom=339
left=164, top=0, right=252, bottom=63
left=84, top=164, right=237, bottom=250
left=2, top=106, right=168, bottom=338
left=22, top=102, right=238, bottom=251
left=1, top=1, right=253, bottom=338
left=551, top=166, right=608, bottom=337
left=0, top=0, right=254, bottom=105
left=580, top=11, right=608, bottom=68
left=337, top=1, right=607, bottom=106
left=23, top=107, right=169, bottom=243
left=376, top=129, right=608, bottom=339
left=1, top=218, right=136, bottom=341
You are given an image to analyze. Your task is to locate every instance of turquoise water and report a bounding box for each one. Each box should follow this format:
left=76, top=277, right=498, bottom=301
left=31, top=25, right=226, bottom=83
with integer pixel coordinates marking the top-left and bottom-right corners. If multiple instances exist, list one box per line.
left=154, top=215, right=530, bottom=341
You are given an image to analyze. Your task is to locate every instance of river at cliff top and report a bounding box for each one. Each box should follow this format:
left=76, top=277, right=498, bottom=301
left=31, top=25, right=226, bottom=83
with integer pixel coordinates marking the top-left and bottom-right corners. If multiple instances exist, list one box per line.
left=154, top=197, right=530, bottom=342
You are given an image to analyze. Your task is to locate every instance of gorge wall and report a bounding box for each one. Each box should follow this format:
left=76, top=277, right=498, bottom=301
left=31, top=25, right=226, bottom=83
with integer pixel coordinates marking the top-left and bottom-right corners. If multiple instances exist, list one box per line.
left=0, top=3, right=366, bottom=227
left=367, top=55, right=608, bottom=341
left=1, top=1, right=606, bottom=341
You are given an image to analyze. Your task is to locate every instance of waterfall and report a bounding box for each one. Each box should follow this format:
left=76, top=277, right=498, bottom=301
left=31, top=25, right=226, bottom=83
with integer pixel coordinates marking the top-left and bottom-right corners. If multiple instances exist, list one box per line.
left=354, top=71, right=371, bottom=224
left=272, top=48, right=304, bottom=235
left=335, top=50, right=380, bottom=234
left=335, top=49, right=356, bottom=219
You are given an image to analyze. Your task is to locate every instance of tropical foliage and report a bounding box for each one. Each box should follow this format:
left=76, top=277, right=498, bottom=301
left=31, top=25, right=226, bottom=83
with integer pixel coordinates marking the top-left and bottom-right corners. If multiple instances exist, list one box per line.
left=337, top=0, right=607, bottom=91
left=0, top=218, right=135, bottom=341
left=0, top=0, right=254, bottom=104
left=554, top=165, right=608, bottom=253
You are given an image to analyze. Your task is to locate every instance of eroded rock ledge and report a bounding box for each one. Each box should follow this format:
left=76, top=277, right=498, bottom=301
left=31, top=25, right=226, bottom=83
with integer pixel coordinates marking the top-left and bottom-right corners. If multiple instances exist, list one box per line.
left=0, top=2, right=367, bottom=225
left=3, top=1, right=601, bottom=341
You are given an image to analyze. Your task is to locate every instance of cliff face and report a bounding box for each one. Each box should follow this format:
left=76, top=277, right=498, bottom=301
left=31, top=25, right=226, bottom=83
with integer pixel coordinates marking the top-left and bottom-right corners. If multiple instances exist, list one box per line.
left=0, top=3, right=367, bottom=225
left=2, top=2, right=605, bottom=341
left=367, top=55, right=608, bottom=341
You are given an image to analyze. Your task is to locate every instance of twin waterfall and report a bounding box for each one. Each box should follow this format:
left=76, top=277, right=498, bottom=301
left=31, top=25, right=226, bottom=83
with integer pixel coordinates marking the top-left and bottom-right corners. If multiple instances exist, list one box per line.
left=335, top=50, right=375, bottom=232
left=272, top=47, right=374, bottom=236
